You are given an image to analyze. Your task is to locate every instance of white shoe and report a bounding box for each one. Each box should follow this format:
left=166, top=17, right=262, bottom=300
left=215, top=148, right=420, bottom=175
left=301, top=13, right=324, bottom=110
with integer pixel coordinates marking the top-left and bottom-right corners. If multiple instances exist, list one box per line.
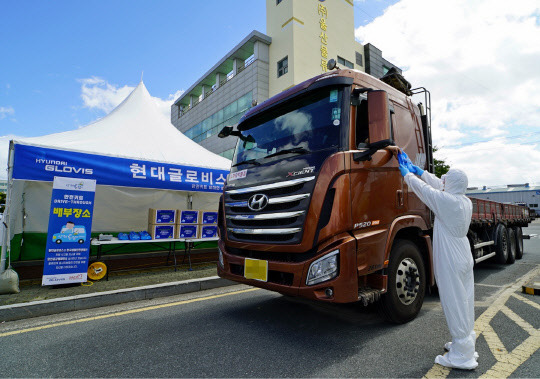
left=435, top=354, right=478, bottom=370
left=444, top=342, right=479, bottom=359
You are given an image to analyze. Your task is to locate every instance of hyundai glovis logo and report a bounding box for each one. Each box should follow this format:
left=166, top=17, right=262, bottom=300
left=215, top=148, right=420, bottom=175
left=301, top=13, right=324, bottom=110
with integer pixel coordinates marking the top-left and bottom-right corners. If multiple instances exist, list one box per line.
left=248, top=194, right=269, bottom=211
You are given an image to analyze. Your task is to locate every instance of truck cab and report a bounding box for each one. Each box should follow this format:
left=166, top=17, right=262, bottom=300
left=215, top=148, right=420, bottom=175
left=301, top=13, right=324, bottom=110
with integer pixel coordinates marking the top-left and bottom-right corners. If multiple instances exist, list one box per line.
left=217, top=67, right=434, bottom=323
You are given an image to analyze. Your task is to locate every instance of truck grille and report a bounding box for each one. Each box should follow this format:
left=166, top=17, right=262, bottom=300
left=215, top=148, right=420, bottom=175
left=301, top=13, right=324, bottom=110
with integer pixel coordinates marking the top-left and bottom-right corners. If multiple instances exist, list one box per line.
left=224, top=176, right=315, bottom=244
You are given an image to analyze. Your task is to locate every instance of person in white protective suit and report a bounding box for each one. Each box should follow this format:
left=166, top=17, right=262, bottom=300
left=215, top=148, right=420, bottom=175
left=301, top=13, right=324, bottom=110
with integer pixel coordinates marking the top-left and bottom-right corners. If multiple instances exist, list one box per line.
left=396, top=151, right=478, bottom=370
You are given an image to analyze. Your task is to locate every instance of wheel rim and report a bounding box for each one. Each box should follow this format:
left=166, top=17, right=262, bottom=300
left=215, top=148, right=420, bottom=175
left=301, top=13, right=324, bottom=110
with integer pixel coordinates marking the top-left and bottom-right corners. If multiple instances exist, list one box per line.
left=395, top=258, right=420, bottom=305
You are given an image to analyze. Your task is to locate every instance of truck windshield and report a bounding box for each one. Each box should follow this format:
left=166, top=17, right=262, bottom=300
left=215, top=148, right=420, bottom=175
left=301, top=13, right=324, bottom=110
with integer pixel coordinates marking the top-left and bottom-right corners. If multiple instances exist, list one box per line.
left=232, top=87, right=343, bottom=167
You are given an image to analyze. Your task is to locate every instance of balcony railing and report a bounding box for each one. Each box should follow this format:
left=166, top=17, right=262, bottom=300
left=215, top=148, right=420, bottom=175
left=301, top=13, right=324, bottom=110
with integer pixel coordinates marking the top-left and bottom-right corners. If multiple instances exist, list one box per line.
left=178, top=57, right=257, bottom=117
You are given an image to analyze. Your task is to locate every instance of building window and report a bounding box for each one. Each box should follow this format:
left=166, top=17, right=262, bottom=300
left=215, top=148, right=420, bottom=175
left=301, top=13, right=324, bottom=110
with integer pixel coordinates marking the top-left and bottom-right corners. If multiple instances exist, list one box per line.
left=337, top=56, right=354, bottom=69
left=355, top=52, right=363, bottom=67
left=383, top=65, right=391, bottom=75
left=530, top=204, right=538, bottom=207
left=276, top=0, right=283, bottom=4
left=184, top=92, right=253, bottom=144
left=277, top=56, right=288, bottom=77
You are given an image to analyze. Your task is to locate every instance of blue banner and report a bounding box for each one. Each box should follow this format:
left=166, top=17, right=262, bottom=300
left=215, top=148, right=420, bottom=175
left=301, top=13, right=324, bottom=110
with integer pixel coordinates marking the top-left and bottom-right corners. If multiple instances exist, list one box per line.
left=12, top=143, right=229, bottom=193
left=42, top=177, right=96, bottom=285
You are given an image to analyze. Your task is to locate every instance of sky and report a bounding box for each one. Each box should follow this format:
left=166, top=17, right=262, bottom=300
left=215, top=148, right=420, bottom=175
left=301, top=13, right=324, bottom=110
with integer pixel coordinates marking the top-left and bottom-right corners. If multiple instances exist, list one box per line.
left=1, top=0, right=539, bottom=187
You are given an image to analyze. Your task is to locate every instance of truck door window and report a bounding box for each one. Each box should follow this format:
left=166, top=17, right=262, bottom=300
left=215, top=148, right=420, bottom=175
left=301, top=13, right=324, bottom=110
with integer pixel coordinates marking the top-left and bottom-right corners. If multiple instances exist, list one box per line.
left=356, top=99, right=369, bottom=148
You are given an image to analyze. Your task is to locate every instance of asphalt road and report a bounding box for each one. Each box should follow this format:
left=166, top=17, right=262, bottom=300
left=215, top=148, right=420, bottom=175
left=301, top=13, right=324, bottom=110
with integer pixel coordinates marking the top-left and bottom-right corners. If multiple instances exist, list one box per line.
left=1, top=221, right=539, bottom=378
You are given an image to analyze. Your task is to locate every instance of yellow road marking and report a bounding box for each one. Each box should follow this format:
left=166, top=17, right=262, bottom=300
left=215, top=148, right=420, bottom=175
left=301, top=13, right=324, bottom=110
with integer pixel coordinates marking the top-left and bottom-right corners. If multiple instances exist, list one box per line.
left=500, top=306, right=536, bottom=335
left=423, top=265, right=540, bottom=378
left=0, top=288, right=259, bottom=338
left=511, top=293, right=540, bottom=311
left=423, top=363, right=451, bottom=378
left=483, top=324, right=508, bottom=360
left=480, top=330, right=540, bottom=378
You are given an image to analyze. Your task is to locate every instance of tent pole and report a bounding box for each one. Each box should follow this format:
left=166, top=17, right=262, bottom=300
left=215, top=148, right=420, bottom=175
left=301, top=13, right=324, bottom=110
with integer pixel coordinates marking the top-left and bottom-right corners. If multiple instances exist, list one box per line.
left=0, top=141, right=20, bottom=294
left=0, top=142, right=15, bottom=274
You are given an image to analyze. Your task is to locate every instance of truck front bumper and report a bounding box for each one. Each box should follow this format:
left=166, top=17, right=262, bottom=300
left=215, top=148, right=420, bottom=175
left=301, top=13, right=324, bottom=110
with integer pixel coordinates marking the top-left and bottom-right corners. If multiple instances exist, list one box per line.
left=217, top=236, right=358, bottom=303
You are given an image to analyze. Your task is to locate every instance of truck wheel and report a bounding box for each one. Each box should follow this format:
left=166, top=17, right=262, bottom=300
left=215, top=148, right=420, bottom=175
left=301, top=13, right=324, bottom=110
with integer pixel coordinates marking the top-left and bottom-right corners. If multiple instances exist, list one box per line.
left=507, top=227, right=516, bottom=264
left=78, top=239, right=84, bottom=244
left=55, top=239, right=62, bottom=244
left=514, top=227, right=524, bottom=259
left=494, top=224, right=508, bottom=264
left=378, top=239, right=426, bottom=324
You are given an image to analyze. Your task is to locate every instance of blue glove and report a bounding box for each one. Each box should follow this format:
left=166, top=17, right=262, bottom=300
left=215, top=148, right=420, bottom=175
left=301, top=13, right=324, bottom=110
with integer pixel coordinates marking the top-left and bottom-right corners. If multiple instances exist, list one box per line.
left=412, top=164, right=424, bottom=176
left=399, top=163, right=409, bottom=177
left=398, top=151, right=415, bottom=173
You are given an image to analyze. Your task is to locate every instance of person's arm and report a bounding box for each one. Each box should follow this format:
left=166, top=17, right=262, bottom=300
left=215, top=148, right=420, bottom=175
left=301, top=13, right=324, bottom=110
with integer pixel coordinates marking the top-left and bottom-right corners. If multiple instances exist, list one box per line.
left=404, top=173, right=445, bottom=217
left=420, top=171, right=443, bottom=190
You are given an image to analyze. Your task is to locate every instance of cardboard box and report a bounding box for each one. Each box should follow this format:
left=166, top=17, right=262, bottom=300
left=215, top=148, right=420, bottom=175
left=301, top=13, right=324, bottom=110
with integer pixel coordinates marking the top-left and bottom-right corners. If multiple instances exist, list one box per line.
left=178, top=209, right=199, bottom=224
left=177, top=224, right=199, bottom=239
left=148, top=209, right=177, bottom=224
left=200, top=210, right=218, bottom=224
left=148, top=224, right=175, bottom=239
left=199, top=225, right=218, bottom=239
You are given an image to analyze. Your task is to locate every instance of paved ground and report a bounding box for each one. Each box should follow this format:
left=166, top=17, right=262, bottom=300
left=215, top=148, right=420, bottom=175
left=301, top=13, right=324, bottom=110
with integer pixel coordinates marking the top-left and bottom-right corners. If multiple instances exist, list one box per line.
left=0, top=261, right=218, bottom=306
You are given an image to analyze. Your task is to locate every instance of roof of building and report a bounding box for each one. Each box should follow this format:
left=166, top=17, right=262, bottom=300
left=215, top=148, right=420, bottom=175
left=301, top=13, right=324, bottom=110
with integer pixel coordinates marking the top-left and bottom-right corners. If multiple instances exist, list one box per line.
left=466, top=184, right=540, bottom=194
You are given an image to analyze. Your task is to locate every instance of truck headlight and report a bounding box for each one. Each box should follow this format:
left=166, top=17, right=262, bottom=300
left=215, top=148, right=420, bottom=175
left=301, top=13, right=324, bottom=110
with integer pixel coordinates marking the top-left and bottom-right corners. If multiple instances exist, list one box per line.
left=306, top=249, right=339, bottom=286
left=218, top=246, right=224, bottom=268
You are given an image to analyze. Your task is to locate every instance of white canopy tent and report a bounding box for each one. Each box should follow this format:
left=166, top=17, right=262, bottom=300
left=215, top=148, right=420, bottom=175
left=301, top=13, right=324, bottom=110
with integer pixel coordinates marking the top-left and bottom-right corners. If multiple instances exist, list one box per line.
left=1, top=81, right=231, bottom=277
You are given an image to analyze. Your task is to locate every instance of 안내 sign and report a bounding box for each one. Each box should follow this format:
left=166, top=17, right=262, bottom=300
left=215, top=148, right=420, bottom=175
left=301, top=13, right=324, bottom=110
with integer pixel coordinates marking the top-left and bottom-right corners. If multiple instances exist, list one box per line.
left=42, top=177, right=96, bottom=286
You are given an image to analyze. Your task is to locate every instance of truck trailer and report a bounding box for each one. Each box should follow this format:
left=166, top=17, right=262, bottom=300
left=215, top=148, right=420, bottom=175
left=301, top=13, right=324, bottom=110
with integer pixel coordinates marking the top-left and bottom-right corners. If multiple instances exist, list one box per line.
left=216, top=63, right=532, bottom=323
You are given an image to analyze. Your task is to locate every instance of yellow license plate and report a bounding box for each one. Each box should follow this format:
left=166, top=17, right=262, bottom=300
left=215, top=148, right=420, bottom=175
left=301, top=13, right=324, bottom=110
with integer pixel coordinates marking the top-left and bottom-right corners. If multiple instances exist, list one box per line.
left=244, top=258, right=268, bottom=282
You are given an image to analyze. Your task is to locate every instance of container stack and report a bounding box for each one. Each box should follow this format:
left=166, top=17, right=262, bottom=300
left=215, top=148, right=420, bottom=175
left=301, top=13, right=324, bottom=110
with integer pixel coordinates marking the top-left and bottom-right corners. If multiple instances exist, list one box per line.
left=199, top=210, right=218, bottom=239
left=176, top=209, right=200, bottom=239
left=148, top=209, right=177, bottom=239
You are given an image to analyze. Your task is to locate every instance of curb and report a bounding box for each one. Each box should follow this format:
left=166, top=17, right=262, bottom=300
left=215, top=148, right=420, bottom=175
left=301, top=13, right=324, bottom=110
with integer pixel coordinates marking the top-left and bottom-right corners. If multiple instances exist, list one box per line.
left=522, top=276, right=540, bottom=296
left=0, top=276, right=237, bottom=322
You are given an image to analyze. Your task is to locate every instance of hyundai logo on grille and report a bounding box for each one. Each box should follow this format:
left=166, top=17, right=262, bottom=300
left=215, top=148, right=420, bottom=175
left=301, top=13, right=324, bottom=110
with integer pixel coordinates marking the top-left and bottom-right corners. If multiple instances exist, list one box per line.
left=248, top=194, right=269, bottom=211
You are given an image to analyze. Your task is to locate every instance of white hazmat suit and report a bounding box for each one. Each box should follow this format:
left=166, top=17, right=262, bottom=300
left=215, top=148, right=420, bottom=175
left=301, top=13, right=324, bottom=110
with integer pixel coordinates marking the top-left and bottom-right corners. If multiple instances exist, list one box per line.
left=404, top=168, right=478, bottom=370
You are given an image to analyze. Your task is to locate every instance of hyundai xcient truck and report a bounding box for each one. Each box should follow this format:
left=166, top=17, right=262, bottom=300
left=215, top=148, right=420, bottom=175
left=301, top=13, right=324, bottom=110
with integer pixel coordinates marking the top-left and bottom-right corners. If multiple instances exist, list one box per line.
left=216, top=64, right=531, bottom=323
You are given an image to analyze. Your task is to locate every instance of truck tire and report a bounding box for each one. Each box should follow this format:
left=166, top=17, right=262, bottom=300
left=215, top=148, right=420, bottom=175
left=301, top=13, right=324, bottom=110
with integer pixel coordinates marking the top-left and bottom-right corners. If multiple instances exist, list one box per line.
left=494, top=224, right=508, bottom=264
left=514, top=227, right=524, bottom=259
left=378, top=239, right=426, bottom=324
left=507, top=227, right=516, bottom=264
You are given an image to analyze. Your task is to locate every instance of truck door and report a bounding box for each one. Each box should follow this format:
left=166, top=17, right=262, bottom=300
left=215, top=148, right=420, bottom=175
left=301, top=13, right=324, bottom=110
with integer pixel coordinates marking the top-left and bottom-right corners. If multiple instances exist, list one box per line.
left=348, top=90, right=402, bottom=270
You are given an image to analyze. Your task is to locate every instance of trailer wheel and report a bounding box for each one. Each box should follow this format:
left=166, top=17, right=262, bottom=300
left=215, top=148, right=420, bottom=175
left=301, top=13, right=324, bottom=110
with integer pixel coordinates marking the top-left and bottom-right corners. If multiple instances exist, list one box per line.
left=507, top=227, right=516, bottom=264
left=378, top=239, right=426, bottom=324
left=494, top=224, right=508, bottom=264
left=514, top=227, right=524, bottom=259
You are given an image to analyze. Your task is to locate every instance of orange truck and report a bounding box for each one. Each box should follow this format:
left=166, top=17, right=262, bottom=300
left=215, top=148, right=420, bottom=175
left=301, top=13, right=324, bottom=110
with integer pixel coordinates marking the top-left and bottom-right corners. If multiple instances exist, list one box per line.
left=216, top=64, right=532, bottom=323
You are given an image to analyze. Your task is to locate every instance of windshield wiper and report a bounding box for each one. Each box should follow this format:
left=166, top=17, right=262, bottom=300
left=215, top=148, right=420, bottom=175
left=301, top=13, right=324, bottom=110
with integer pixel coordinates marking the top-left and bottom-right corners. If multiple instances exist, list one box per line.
left=232, top=158, right=261, bottom=167
left=265, top=147, right=310, bottom=159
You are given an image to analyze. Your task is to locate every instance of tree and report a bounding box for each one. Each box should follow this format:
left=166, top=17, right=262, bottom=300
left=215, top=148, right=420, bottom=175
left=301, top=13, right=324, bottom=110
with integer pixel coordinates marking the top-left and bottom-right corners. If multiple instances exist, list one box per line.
left=433, top=146, right=450, bottom=178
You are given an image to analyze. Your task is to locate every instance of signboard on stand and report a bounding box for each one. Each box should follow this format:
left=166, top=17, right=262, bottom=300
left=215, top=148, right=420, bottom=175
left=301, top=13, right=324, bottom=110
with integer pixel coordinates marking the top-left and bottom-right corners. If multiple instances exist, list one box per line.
left=42, top=177, right=96, bottom=286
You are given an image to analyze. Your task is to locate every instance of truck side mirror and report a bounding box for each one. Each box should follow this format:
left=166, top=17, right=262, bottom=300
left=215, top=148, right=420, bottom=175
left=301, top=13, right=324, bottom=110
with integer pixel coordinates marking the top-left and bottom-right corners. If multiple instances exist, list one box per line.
left=218, top=125, right=243, bottom=139
left=367, top=90, right=393, bottom=145
left=218, top=126, right=234, bottom=138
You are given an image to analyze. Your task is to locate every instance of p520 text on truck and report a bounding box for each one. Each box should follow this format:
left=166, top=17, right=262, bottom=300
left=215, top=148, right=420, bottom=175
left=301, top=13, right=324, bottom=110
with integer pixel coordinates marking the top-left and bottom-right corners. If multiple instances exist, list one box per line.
left=216, top=61, right=532, bottom=323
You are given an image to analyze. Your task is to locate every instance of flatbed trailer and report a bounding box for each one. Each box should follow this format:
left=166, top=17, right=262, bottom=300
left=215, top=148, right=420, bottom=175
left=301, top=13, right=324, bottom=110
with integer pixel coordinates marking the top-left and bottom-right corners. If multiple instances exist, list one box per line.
left=468, top=198, right=531, bottom=264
